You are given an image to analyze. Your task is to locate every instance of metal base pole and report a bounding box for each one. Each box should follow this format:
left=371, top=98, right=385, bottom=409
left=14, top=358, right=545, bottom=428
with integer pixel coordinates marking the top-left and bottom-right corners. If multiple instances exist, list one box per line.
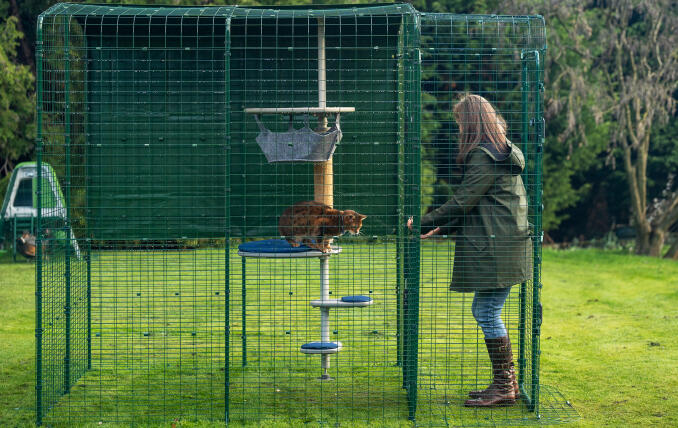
left=320, top=256, right=331, bottom=379
left=242, top=257, right=247, bottom=366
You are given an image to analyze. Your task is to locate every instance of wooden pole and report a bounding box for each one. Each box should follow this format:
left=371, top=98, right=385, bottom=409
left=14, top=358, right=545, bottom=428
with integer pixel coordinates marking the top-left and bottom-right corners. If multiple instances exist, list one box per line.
left=314, top=17, right=332, bottom=207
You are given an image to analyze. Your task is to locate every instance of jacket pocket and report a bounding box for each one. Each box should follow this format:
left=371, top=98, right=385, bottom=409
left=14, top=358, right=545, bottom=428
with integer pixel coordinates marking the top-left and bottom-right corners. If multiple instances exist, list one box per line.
left=467, top=235, right=488, bottom=252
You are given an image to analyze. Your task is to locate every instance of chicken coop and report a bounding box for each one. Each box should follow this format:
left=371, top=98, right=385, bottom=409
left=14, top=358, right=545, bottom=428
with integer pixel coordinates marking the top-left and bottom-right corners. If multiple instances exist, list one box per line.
left=35, top=2, right=574, bottom=426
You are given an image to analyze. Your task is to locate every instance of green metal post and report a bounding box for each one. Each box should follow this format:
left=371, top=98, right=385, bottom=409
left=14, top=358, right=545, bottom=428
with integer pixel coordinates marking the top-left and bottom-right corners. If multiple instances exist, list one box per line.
left=87, top=242, right=91, bottom=370
left=224, top=16, right=232, bottom=424
left=63, top=17, right=72, bottom=396
left=530, top=50, right=545, bottom=415
left=83, top=28, right=91, bottom=373
left=35, top=14, right=44, bottom=426
left=518, top=52, right=529, bottom=392
left=400, top=17, right=410, bottom=390
left=396, top=19, right=406, bottom=370
left=403, top=11, right=422, bottom=421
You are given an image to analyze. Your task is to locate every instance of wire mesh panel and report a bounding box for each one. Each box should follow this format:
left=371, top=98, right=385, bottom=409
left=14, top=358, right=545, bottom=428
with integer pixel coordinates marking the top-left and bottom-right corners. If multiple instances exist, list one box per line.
left=417, top=14, right=547, bottom=425
left=227, top=5, right=421, bottom=424
left=37, top=4, right=235, bottom=426
left=36, top=3, right=557, bottom=427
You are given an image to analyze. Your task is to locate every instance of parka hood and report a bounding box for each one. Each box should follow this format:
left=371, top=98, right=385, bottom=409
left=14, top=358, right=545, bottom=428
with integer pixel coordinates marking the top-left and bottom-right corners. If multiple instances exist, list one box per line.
left=476, top=140, right=525, bottom=175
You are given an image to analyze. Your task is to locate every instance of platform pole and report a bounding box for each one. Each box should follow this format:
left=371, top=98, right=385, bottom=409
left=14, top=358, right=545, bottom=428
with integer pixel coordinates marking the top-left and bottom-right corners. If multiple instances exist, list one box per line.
left=320, top=255, right=331, bottom=379
left=317, top=17, right=327, bottom=122
left=314, top=17, right=334, bottom=380
left=242, top=257, right=247, bottom=367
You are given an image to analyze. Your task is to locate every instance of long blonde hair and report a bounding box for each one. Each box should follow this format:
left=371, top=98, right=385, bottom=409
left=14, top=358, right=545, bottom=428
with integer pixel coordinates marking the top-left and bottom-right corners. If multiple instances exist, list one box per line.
left=453, top=94, right=508, bottom=164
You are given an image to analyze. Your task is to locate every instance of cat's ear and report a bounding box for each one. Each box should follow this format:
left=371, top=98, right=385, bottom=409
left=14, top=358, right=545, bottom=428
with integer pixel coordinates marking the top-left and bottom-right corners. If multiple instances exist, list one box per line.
left=359, top=214, right=367, bottom=220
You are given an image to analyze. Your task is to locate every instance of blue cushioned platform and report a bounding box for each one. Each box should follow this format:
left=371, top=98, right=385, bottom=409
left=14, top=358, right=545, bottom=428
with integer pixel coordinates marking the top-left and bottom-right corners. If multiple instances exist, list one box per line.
left=300, top=342, right=339, bottom=350
left=341, top=295, right=372, bottom=303
left=238, top=239, right=313, bottom=253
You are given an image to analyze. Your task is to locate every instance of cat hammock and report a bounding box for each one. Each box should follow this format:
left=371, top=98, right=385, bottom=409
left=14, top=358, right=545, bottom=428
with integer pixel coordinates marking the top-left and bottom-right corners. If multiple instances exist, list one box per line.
left=252, top=114, right=342, bottom=163
left=242, top=18, right=367, bottom=380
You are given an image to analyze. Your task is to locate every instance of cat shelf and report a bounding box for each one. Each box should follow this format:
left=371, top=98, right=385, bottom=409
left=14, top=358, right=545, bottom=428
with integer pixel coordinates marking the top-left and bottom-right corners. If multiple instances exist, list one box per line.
left=310, top=296, right=373, bottom=308
left=300, top=341, right=343, bottom=355
left=237, top=239, right=342, bottom=258
left=244, top=107, right=355, bottom=115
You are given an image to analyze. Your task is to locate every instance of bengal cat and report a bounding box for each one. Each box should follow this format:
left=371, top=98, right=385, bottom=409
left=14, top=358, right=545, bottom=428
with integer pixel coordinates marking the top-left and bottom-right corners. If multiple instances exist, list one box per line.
left=279, top=201, right=367, bottom=252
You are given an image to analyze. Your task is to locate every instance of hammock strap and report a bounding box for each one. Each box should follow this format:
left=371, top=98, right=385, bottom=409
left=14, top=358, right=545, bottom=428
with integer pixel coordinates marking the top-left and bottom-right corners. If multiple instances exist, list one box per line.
left=253, top=114, right=268, bottom=133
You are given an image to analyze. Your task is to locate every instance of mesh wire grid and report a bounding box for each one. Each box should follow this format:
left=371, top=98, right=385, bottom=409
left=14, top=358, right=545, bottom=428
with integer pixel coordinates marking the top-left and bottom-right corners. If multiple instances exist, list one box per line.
left=35, top=3, right=573, bottom=427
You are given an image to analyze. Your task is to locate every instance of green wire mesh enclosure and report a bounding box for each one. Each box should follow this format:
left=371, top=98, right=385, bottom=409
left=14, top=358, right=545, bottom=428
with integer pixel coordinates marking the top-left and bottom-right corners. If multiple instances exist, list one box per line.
left=36, top=3, right=574, bottom=426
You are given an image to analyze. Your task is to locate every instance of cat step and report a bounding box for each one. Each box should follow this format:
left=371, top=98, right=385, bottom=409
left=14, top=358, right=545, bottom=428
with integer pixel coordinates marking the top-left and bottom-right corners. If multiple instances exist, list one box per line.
left=310, top=296, right=373, bottom=308
left=300, top=341, right=343, bottom=354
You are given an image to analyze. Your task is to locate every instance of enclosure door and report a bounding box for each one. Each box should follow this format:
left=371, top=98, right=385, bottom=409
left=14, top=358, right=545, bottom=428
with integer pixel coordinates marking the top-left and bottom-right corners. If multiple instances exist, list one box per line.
left=416, top=13, right=545, bottom=425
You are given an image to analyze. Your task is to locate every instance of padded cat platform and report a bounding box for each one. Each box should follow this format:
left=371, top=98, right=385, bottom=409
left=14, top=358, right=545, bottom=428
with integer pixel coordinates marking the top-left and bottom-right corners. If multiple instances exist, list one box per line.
left=310, top=296, right=373, bottom=308
left=238, top=239, right=341, bottom=258
left=300, top=341, right=343, bottom=354
left=341, top=295, right=372, bottom=303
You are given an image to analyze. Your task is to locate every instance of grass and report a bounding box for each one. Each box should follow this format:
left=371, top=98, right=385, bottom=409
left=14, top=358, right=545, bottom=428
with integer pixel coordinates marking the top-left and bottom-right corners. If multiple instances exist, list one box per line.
left=539, top=249, right=678, bottom=427
left=0, top=246, right=676, bottom=427
left=0, top=253, right=35, bottom=427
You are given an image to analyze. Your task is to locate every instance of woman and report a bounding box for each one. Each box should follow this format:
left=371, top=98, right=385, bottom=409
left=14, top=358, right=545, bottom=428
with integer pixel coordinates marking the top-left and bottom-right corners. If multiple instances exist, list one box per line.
left=409, top=94, right=532, bottom=407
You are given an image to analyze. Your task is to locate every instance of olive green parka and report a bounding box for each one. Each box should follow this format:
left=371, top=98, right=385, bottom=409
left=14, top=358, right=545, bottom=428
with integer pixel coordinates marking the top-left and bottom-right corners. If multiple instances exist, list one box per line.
left=421, top=141, right=532, bottom=292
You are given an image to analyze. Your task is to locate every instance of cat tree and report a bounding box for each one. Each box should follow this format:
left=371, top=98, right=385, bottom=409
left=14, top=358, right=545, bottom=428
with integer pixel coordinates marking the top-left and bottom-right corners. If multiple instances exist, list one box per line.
left=241, top=18, right=370, bottom=380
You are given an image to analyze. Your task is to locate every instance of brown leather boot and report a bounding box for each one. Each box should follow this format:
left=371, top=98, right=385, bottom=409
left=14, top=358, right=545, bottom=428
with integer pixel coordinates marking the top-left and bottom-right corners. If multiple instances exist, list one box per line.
left=468, top=336, right=520, bottom=399
left=465, top=336, right=517, bottom=407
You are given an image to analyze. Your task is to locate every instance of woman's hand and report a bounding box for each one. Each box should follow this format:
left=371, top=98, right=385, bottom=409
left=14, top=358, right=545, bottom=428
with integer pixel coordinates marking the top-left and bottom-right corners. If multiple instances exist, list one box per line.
left=421, top=227, right=441, bottom=239
left=408, top=216, right=441, bottom=239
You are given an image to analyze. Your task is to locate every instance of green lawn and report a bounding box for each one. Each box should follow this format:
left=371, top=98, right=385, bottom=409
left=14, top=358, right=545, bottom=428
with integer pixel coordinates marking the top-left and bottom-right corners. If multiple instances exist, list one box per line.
left=1, top=247, right=676, bottom=427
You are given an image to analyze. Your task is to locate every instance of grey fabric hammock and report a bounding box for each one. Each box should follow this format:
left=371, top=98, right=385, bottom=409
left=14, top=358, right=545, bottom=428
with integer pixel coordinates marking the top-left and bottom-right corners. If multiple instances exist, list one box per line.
left=254, top=114, right=342, bottom=163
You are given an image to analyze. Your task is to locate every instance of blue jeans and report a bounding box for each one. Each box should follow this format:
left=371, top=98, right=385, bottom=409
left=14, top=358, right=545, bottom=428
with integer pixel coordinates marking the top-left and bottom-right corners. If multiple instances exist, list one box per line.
left=472, top=287, right=512, bottom=339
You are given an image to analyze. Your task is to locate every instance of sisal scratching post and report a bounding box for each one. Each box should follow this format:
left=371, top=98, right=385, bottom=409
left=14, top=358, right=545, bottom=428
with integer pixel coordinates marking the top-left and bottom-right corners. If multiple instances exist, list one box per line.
left=314, top=162, right=333, bottom=207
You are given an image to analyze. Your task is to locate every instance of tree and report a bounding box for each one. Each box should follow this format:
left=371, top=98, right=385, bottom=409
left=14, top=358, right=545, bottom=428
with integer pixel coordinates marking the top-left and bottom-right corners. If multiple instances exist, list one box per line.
left=504, top=0, right=678, bottom=254
left=6, top=0, right=33, bottom=70
left=648, top=113, right=678, bottom=258
left=489, top=1, right=613, bottom=233
left=0, top=15, right=35, bottom=177
left=537, top=2, right=611, bottom=233
left=599, top=0, right=678, bottom=256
